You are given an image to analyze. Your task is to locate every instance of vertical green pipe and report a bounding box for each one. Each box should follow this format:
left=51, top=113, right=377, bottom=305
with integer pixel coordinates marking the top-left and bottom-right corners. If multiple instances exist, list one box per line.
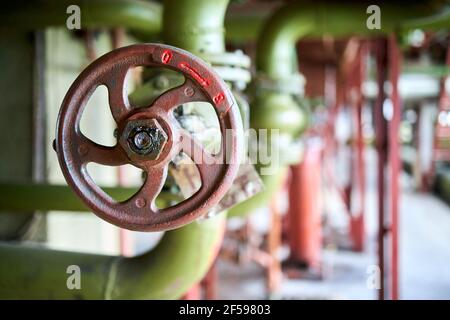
left=163, top=0, right=229, bottom=54
left=156, top=0, right=231, bottom=296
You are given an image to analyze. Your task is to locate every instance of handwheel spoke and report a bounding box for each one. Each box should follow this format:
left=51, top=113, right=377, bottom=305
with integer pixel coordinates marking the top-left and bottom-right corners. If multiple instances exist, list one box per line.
left=180, top=130, right=221, bottom=189
left=76, top=134, right=129, bottom=166
left=152, top=78, right=209, bottom=113
left=104, top=66, right=132, bottom=123
left=130, top=165, right=168, bottom=209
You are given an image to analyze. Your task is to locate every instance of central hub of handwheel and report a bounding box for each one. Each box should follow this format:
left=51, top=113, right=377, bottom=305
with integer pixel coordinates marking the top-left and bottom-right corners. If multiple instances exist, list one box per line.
left=119, top=118, right=169, bottom=161
left=55, top=43, right=243, bottom=232
left=131, top=129, right=154, bottom=152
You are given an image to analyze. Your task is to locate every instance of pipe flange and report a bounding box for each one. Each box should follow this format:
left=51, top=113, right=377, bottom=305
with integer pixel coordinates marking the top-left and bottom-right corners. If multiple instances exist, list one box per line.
left=199, top=50, right=251, bottom=68
left=200, top=50, right=252, bottom=86
left=253, top=72, right=306, bottom=95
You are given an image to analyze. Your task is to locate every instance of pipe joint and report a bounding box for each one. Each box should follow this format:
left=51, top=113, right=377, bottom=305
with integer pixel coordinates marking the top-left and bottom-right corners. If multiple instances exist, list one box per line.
left=252, top=72, right=305, bottom=95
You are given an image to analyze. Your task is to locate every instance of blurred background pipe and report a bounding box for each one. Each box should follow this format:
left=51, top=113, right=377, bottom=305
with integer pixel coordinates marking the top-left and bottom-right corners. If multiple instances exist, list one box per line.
left=237, top=0, right=449, bottom=216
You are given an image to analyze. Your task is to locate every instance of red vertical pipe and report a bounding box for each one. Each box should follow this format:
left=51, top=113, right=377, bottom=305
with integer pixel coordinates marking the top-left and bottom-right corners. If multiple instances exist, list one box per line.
left=429, top=45, right=450, bottom=180
left=202, top=261, right=217, bottom=300
left=374, top=36, right=401, bottom=300
left=181, top=284, right=202, bottom=300
left=268, top=186, right=283, bottom=294
left=350, top=97, right=365, bottom=252
left=388, top=34, right=401, bottom=300
left=287, top=144, right=322, bottom=269
left=374, top=38, right=388, bottom=300
left=349, top=43, right=367, bottom=252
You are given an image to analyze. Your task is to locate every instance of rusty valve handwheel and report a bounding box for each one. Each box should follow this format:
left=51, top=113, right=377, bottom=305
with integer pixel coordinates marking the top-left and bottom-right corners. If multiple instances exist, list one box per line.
left=55, top=44, right=243, bottom=231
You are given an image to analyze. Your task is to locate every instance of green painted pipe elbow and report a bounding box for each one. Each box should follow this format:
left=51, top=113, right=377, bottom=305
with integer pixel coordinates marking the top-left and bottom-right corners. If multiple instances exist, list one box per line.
left=249, top=0, right=442, bottom=149
left=110, top=214, right=225, bottom=299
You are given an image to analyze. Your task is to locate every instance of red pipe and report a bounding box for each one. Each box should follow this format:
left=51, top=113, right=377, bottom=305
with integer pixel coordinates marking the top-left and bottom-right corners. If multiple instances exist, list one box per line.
left=181, top=284, right=201, bottom=300
left=388, top=34, right=402, bottom=300
left=202, top=261, right=217, bottom=300
left=267, top=184, right=284, bottom=294
left=374, top=38, right=388, bottom=300
left=348, top=42, right=367, bottom=252
left=430, top=45, right=450, bottom=177
left=287, top=144, right=323, bottom=269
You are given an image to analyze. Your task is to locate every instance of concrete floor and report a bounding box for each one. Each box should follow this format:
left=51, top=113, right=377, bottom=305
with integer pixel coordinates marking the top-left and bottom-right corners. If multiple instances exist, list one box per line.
left=401, top=191, right=450, bottom=299
left=218, top=149, right=450, bottom=300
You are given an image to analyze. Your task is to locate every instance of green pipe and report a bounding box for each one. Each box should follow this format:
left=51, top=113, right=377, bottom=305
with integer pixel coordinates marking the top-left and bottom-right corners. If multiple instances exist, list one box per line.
left=227, top=1, right=450, bottom=45
left=403, top=64, right=450, bottom=77
left=163, top=0, right=229, bottom=54
left=228, top=167, right=287, bottom=217
left=256, top=1, right=435, bottom=79
left=0, top=182, right=222, bottom=299
left=252, top=2, right=404, bottom=160
left=0, top=213, right=225, bottom=299
left=110, top=214, right=224, bottom=299
left=224, top=9, right=269, bottom=44
left=400, top=5, right=450, bottom=32
left=0, top=183, right=180, bottom=212
left=251, top=1, right=446, bottom=137
left=1, top=0, right=161, bottom=34
left=156, top=0, right=231, bottom=293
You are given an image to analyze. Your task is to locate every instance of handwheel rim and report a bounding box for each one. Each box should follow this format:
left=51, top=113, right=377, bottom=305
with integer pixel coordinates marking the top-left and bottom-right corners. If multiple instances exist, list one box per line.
left=55, top=43, right=243, bottom=231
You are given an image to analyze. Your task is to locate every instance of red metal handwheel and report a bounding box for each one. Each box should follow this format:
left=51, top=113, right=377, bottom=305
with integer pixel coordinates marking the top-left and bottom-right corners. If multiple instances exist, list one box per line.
left=55, top=44, right=243, bottom=231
